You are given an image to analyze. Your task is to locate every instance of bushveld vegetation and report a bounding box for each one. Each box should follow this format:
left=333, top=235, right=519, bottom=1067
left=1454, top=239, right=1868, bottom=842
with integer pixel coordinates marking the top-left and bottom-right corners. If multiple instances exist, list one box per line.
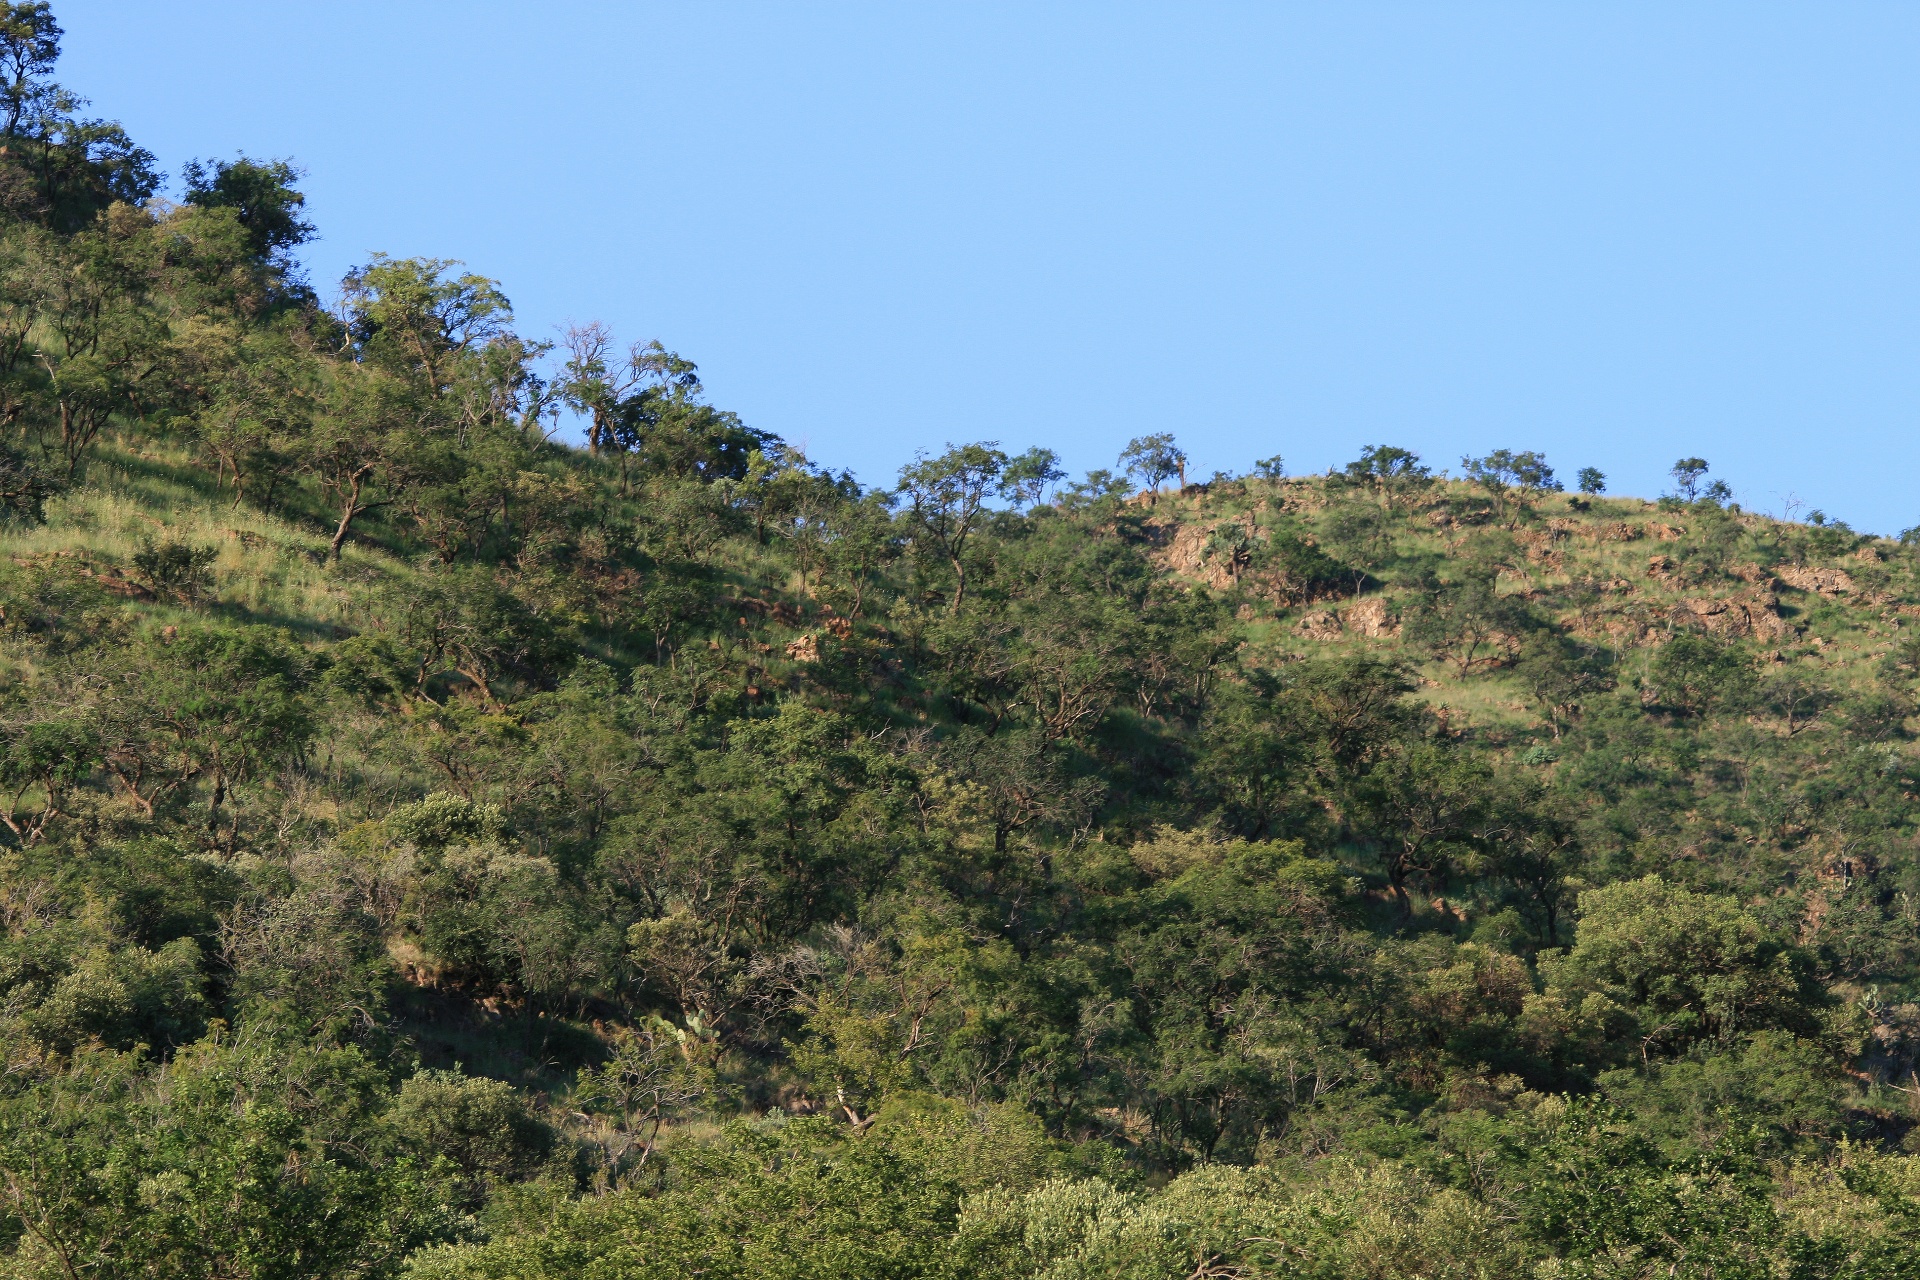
left=4, top=6, right=1920, bottom=1276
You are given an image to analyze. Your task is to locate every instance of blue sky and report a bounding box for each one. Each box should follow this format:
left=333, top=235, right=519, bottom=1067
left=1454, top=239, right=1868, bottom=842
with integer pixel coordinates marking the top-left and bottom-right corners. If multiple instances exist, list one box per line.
left=60, top=3, right=1920, bottom=531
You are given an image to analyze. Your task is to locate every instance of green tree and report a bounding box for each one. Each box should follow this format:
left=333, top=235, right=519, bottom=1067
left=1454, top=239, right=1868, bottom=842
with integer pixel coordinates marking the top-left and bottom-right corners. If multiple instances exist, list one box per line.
left=1350, top=738, right=1494, bottom=919
left=1671, top=456, right=1710, bottom=501
left=997, top=445, right=1064, bottom=510
left=1403, top=572, right=1542, bottom=676
left=1118, top=432, right=1186, bottom=493
left=1647, top=632, right=1754, bottom=716
left=0, top=1, right=158, bottom=230
left=341, top=254, right=512, bottom=395
left=0, top=709, right=96, bottom=842
left=182, top=155, right=315, bottom=269
left=898, top=442, right=1006, bottom=611
left=1461, top=448, right=1559, bottom=527
left=0, top=1037, right=461, bottom=1279
left=1551, top=875, right=1828, bottom=1057
left=1340, top=443, right=1431, bottom=512
left=104, top=624, right=315, bottom=828
left=387, top=1068, right=553, bottom=1209
left=559, top=322, right=700, bottom=462
left=1514, top=633, right=1614, bottom=736
left=406, top=1119, right=970, bottom=1280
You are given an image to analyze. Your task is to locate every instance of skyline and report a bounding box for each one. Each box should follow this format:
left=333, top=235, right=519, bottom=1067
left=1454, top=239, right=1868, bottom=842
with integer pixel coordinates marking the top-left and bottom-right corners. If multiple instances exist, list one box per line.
left=61, top=1, right=1920, bottom=532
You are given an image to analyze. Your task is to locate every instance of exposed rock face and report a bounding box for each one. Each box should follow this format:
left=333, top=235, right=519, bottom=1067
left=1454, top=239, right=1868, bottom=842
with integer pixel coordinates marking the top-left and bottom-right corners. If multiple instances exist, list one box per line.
left=1343, top=596, right=1399, bottom=638
left=784, top=634, right=820, bottom=663
left=1295, top=610, right=1343, bottom=640
left=1516, top=528, right=1566, bottom=567
left=1669, top=593, right=1794, bottom=641
left=1292, top=597, right=1399, bottom=641
left=1157, top=521, right=1236, bottom=591
left=1150, top=512, right=1358, bottom=606
left=1646, top=522, right=1687, bottom=541
left=1731, top=564, right=1784, bottom=588
left=1647, top=555, right=1678, bottom=582
left=1776, top=565, right=1855, bottom=596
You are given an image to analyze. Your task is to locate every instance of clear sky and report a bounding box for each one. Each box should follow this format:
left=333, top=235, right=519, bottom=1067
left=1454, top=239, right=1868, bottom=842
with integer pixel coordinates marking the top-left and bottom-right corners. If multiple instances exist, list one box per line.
left=58, top=3, right=1920, bottom=532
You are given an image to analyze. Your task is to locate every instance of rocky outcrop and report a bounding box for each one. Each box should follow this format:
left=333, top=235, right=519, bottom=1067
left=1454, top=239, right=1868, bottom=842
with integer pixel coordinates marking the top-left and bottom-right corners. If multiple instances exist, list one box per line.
left=1669, top=593, right=1794, bottom=641
left=1344, top=596, right=1399, bottom=638
left=1293, top=596, right=1399, bottom=641
left=1731, top=564, right=1783, bottom=588
left=1776, top=565, right=1855, bottom=596
left=1516, top=527, right=1567, bottom=567
left=1295, top=610, right=1344, bottom=640
left=1156, top=521, right=1237, bottom=591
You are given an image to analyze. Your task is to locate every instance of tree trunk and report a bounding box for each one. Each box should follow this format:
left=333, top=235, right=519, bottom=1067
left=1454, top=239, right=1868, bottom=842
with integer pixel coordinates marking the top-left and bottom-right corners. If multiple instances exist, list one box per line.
left=328, top=469, right=367, bottom=561
left=1387, top=858, right=1414, bottom=921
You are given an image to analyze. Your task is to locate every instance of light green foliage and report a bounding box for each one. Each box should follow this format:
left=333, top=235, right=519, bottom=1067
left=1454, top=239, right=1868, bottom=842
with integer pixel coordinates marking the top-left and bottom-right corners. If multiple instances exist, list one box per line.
left=404, top=1119, right=971, bottom=1280
left=1550, top=876, right=1828, bottom=1056
left=388, top=1068, right=554, bottom=1206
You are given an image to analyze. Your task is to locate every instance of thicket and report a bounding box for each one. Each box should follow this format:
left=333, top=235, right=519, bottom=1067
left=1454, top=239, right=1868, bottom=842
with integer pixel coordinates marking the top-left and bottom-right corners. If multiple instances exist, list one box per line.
left=4, top=5, right=1920, bottom=1275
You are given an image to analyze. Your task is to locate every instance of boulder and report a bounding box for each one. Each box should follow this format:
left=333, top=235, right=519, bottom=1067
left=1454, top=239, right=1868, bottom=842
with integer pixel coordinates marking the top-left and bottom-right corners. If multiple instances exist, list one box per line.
left=1342, top=596, right=1399, bottom=638
left=1295, top=610, right=1343, bottom=641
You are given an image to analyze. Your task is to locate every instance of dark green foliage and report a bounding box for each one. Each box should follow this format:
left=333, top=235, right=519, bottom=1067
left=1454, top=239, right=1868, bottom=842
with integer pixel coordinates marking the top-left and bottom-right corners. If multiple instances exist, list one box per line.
left=0, top=1036, right=463, bottom=1278
left=1514, top=632, right=1614, bottom=734
left=1403, top=570, right=1543, bottom=675
left=0, top=439, right=53, bottom=520
left=130, top=537, right=216, bottom=602
left=1673, top=456, right=1711, bottom=501
left=1338, top=443, right=1432, bottom=511
left=1461, top=448, right=1560, bottom=526
left=1118, top=432, right=1186, bottom=492
left=406, top=1118, right=972, bottom=1280
left=1551, top=876, right=1828, bottom=1057
left=1248, top=526, right=1357, bottom=602
left=1647, top=632, right=1755, bottom=715
left=387, top=1068, right=554, bottom=1207
left=182, top=154, right=314, bottom=266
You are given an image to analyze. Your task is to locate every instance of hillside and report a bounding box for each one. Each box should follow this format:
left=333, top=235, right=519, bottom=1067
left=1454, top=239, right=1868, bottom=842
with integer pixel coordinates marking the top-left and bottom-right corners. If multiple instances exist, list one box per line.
left=9, top=6, right=1920, bottom=1278
left=12, top=426, right=1920, bottom=1273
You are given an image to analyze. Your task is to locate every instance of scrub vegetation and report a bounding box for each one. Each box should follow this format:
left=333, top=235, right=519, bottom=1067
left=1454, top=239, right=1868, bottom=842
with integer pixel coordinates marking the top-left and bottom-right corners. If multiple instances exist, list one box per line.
left=6, top=6, right=1920, bottom=1276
